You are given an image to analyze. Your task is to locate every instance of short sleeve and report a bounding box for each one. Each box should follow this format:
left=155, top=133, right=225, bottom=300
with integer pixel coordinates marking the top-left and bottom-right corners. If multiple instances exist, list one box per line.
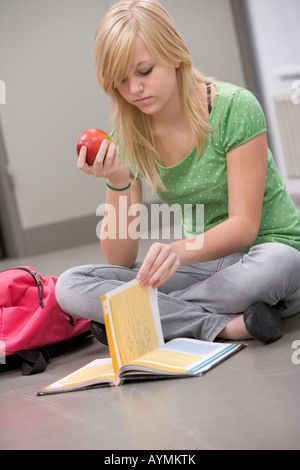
left=219, top=88, right=267, bottom=153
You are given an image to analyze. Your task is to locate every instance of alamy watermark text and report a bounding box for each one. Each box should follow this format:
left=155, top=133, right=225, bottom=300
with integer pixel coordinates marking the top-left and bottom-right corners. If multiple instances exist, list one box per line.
left=96, top=199, right=204, bottom=250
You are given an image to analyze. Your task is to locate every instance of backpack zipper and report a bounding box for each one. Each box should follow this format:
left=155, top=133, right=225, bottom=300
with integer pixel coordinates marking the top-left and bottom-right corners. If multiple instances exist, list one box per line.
left=1, top=267, right=76, bottom=325
left=1, top=267, right=44, bottom=308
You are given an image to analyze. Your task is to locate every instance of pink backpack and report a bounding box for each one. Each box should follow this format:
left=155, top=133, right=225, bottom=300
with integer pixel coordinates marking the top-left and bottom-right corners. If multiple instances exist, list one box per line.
left=0, top=266, right=90, bottom=374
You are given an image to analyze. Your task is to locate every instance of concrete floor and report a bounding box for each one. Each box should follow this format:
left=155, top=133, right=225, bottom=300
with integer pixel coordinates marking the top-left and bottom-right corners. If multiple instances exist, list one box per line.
left=0, top=240, right=300, bottom=450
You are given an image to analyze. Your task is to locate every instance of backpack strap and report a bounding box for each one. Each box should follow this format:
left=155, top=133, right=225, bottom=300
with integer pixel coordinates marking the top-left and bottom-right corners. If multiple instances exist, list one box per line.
left=17, top=349, right=50, bottom=375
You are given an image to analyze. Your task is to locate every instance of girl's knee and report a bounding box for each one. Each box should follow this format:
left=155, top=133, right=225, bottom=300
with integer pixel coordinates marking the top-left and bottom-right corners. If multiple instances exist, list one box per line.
left=244, top=243, right=300, bottom=304
left=56, top=266, right=79, bottom=293
left=55, top=269, right=71, bottom=309
left=249, top=243, right=300, bottom=273
left=55, top=265, right=106, bottom=321
left=55, top=266, right=88, bottom=311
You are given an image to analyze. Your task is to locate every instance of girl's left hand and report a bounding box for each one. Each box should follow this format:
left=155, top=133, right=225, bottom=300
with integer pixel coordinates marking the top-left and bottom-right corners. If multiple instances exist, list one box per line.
left=136, top=242, right=181, bottom=288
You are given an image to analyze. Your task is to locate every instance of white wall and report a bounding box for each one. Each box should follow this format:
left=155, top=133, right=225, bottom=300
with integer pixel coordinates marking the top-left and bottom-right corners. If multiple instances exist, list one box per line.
left=0, top=0, right=245, bottom=231
left=245, top=0, right=300, bottom=195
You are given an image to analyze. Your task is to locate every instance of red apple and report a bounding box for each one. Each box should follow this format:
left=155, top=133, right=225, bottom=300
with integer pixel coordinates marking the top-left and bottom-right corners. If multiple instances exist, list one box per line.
left=76, top=128, right=111, bottom=165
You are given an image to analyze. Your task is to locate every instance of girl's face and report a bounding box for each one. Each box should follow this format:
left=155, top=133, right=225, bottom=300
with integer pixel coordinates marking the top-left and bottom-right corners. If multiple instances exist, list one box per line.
left=116, top=39, right=180, bottom=118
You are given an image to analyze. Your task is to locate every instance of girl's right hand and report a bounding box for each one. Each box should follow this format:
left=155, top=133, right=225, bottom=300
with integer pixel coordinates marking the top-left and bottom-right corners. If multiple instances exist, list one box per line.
left=77, top=139, right=130, bottom=188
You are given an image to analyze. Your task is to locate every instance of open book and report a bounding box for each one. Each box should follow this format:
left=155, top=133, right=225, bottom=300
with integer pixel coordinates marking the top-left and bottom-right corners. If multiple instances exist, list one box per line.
left=37, top=279, right=245, bottom=395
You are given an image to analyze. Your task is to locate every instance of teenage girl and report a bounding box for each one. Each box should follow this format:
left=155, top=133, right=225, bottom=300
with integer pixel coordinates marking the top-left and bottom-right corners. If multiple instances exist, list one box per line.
left=56, top=0, right=300, bottom=344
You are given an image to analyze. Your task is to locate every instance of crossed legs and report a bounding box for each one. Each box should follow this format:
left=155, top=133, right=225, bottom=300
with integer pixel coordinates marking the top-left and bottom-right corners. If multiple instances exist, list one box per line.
left=55, top=243, right=300, bottom=343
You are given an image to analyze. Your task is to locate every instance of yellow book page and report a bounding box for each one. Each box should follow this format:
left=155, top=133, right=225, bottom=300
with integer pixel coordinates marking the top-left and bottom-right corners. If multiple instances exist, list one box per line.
left=109, top=283, right=160, bottom=365
left=44, top=360, right=115, bottom=391
left=103, top=296, right=121, bottom=375
left=130, top=349, right=203, bottom=373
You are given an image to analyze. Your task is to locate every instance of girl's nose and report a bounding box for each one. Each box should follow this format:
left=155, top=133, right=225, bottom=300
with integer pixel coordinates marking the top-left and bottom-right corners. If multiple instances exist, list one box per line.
left=128, top=76, right=144, bottom=95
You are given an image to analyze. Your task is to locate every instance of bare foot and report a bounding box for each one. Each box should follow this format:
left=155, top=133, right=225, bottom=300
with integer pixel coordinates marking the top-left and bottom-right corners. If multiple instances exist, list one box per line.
left=218, top=314, right=252, bottom=340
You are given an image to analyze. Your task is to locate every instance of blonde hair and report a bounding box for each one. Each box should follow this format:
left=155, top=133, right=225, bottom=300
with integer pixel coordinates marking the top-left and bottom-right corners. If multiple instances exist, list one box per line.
left=94, top=0, right=213, bottom=191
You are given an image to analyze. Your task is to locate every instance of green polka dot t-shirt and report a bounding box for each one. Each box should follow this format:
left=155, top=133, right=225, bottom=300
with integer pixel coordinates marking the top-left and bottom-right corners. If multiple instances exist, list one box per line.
left=154, top=82, right=300, bottom=252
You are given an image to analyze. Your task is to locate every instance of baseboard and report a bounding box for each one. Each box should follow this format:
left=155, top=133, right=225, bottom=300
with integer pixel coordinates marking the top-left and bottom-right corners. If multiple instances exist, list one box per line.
left=16, top=191, right=300, bottom=258
left=22, top=200, right=180, bottom=257
left=24, top=214, right=99, bottom=256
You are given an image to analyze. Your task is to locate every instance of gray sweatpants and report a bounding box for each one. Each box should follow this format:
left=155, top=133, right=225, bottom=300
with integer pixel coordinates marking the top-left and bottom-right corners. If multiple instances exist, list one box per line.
left=55, top=242, right=300, bottom=342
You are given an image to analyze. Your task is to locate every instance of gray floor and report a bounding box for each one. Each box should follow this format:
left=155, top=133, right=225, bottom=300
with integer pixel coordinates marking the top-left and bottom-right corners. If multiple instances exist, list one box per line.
left=0, top=239, right=300, bottom=450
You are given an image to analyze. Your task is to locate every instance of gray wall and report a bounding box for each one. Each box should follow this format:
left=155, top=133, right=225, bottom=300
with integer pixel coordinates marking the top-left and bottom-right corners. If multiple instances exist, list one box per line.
left=0, top=0, right=245, bottom=255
